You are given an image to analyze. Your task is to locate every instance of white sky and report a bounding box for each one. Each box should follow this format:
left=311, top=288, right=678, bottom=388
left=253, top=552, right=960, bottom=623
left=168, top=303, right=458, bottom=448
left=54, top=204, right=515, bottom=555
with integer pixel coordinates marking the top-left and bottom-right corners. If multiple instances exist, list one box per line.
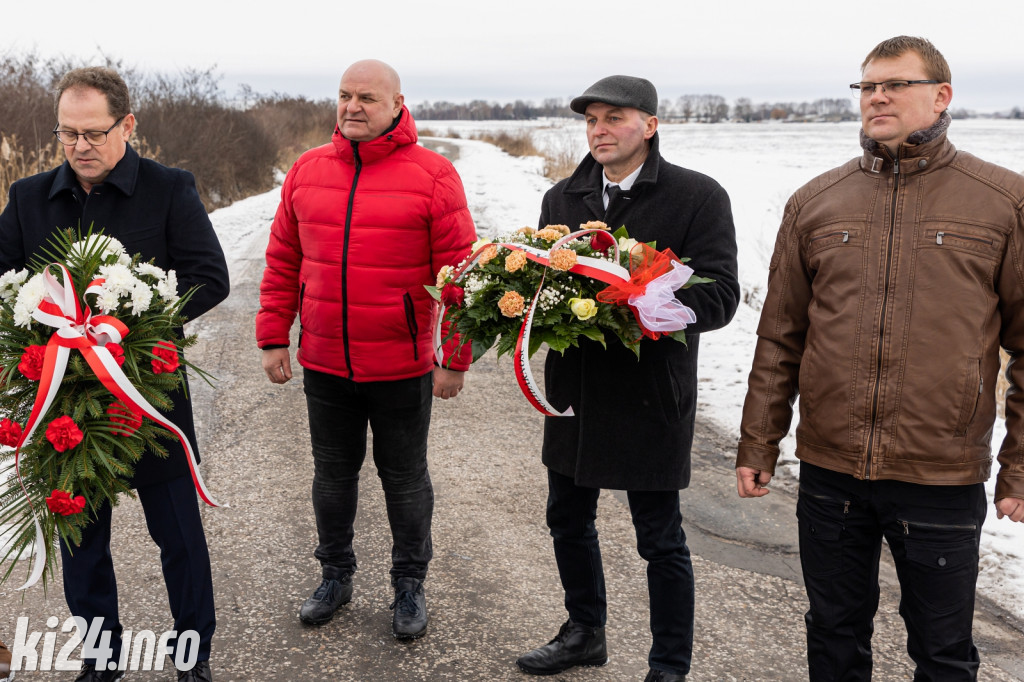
left=3, top=0, right=1023, bottom=113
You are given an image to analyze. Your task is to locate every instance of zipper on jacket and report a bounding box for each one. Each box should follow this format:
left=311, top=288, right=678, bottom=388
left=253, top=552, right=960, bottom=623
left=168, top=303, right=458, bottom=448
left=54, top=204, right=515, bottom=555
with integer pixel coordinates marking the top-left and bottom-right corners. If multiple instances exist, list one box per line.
left=341, top=143, right=363, bottom=378
left=810, top=230, right=850, bottom=243
left=899, top=519, right=978, bottom=535
left=935, top=231, right=993, bottom=246
left=297, top=281, right=306, bottom=348
left=403, top=292, right=419, bottom=362
left=864, top=158, right=901, bottom=479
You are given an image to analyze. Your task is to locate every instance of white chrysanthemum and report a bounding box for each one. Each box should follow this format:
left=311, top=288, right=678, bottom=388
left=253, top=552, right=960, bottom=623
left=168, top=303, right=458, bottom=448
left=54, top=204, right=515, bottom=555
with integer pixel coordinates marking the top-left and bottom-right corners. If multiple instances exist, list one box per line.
left=157, top=269, right=179, bottom=304
left=134, top=262, right=166, bottom=281
left=70, top=234, right=129, bottom=263
left=129, top=281, right=152, bottom=315
left=98, top=263, right=137, bottom=296
left=96, top=289, right=121, bottom=314
left=13, top=273, right=46, bottom=328
left=0, top=268, right=29, bottom=302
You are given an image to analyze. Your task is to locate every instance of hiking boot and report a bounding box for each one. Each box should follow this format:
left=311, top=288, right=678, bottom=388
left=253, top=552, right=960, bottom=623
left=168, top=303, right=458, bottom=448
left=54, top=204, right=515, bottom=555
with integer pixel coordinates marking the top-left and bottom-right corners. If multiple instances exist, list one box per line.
left=390, top=577, right=428, bottom=639
left=299, top=575, right=353, bottom=625
left=516, top=619, right=607, bottom=675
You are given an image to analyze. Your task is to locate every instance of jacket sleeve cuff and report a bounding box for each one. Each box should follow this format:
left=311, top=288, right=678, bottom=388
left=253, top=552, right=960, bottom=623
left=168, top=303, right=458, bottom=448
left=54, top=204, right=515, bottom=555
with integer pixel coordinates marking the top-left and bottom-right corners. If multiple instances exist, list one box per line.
left=994, top=472, right=1024, bottom=502
left=736, top=442, right=781, bottom=475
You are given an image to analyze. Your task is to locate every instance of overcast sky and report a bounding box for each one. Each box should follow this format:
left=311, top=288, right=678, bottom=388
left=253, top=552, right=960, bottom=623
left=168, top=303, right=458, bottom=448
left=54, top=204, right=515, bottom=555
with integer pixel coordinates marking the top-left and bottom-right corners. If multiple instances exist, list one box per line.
left=4, top=0, right=1023, bottom=113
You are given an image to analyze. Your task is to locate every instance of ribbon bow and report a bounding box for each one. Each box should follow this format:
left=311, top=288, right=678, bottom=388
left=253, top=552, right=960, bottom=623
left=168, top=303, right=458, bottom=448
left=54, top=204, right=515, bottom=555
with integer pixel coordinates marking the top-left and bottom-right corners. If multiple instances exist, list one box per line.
left=13, top=263, right=223, bottom=590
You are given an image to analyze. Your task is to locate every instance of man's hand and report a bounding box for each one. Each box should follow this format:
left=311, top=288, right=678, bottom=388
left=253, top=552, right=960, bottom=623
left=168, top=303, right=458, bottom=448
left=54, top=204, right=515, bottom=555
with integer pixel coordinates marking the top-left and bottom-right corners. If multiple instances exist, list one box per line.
left=995, top=497, right=1024, bottom=523
left=432, top=366, right=465, bottom=399
left=737, top=466, right=772, bottom=498
left=262, top=348, right=293, bottom=384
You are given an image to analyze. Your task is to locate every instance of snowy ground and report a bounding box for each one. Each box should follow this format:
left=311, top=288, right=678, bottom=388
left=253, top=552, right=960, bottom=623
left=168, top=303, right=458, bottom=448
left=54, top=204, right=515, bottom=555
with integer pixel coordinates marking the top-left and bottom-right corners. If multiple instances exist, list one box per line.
left=3, top=119, right=1022, bottom=623
left=420, top=119, right=1024, bottom=621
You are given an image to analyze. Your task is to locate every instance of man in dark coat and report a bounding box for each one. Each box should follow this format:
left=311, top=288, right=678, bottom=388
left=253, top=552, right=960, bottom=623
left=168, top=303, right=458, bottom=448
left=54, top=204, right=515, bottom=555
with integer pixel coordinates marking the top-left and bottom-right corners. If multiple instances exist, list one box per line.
left=515, top=76, right=739, bottom=682
left=0, top=67, right=228, bottom=682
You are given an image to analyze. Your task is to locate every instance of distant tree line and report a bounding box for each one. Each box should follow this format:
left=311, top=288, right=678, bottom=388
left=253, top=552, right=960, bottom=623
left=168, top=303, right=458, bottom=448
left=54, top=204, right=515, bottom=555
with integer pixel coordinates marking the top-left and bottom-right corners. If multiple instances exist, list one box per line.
left=413, top=96, right=1022, bottom=122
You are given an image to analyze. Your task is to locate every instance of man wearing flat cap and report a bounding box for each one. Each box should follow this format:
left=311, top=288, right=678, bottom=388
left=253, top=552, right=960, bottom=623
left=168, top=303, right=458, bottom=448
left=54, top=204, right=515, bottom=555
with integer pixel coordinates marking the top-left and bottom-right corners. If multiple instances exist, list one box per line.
left=515, top=76, right=739, bottom=681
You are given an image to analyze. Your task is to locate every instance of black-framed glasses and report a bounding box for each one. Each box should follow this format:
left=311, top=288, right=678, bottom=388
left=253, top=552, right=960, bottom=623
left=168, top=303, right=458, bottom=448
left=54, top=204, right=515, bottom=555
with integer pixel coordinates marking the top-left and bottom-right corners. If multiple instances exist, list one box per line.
left=52, top=116, right=126, bottom=147
left=849, top=80, right=939, bottom=99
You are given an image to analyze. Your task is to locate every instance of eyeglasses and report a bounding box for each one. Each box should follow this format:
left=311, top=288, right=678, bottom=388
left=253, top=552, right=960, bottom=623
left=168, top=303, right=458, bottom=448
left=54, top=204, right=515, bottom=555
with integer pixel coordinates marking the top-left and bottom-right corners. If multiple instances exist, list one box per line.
left=52, top=116, right=126, bottom=147
left=849, top=80, right=939, bottom=99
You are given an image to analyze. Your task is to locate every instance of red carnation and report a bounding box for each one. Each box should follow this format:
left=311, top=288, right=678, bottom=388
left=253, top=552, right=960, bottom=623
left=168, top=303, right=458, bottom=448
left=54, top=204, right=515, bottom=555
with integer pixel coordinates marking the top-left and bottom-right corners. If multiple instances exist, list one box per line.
left=45, top=416, right=84, bottom=452
left=151, top=341, right=180, bottom=374
left=18, top=345, right=47, bottom=381
left=0, top=418, right=23, bottom=448
left=590, top=230, right=616, bottom=254
left=440, top=283, right=466, bottom=307
left=106, top=342, right=126, bottom=367
left=46, top=490, right=86, bottom=516
left=107, top=401, right=143, bottom=436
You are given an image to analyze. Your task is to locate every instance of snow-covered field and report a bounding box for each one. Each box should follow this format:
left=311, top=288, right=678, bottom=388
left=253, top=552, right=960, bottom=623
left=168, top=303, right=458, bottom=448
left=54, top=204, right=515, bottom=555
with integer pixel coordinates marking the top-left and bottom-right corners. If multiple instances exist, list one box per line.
left=3, top=118, right=1022, bottom=623
left=423, top=118, right=1024, bottom=621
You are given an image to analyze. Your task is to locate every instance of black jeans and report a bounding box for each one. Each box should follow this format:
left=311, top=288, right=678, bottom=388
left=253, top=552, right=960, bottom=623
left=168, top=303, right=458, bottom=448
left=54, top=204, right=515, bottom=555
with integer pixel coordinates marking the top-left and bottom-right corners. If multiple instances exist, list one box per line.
left=546, top=469, right=694, bottom=676
left=303, top=368, right=434, bottom=582
left=797, top=462, right=987, bottom=682
left=61, top=474, right=216, bottom=667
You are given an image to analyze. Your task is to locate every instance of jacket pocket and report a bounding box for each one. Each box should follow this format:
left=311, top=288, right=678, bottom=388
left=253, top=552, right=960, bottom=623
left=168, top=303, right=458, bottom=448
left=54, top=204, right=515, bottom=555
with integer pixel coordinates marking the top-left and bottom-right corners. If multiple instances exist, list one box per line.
left=954, top=358, right=982, bottom=437
left=403, top=292, right=419, bottom=362
left=805, top=226, right=858, bottom=255
left=297, top=281, right=306, bottom=349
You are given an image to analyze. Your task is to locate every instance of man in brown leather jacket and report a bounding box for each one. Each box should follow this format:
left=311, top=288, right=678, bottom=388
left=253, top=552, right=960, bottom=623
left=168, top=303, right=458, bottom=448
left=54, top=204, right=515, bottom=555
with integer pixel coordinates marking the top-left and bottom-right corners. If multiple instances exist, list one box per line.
left=736, top=36, right=1024, bottom=681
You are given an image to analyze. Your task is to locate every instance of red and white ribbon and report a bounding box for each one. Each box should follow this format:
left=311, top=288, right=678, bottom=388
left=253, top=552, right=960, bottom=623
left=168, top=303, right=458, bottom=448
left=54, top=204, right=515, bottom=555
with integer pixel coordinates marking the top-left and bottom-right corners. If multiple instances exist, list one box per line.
left=13, top=264, right=223, bottom=590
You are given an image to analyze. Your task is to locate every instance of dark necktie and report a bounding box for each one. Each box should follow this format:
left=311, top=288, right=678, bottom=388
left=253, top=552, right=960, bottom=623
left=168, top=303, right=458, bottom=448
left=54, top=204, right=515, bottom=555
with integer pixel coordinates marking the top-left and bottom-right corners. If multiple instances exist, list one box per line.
left=605, top=184, right=621, bottom=210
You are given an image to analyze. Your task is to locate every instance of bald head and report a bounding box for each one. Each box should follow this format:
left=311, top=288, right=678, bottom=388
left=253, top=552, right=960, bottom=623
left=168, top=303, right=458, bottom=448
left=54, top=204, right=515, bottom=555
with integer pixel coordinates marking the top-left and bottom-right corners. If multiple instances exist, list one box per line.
left=337, top=59, right=404, bottom=142
left=343, top=59, right=401, bottom=94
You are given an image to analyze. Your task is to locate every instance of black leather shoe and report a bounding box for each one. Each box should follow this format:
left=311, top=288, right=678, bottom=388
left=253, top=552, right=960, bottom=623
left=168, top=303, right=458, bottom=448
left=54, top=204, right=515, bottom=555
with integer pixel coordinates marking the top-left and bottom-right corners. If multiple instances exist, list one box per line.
left=73, top=663, right=125, bottom=681
left=299, top=575, right=353, bottom=625
left=390, top=577, right=428, bottom=639
left=177, top=660, right=212, bottom=682
left=515, top=619, right=607, bottom=675
left=644, top=669, right=686, bottom=681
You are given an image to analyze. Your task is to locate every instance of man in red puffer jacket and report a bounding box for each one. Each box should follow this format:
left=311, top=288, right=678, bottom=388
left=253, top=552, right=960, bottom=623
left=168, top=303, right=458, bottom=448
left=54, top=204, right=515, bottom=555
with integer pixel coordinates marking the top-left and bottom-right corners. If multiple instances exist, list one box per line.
left=256, top=59, right=475, bottom=640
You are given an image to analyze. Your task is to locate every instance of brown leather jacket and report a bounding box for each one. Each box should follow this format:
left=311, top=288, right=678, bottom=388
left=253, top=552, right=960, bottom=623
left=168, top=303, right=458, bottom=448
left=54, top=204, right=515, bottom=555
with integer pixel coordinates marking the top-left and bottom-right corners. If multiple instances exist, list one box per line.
left=738, top=120, right=1024, bottom=501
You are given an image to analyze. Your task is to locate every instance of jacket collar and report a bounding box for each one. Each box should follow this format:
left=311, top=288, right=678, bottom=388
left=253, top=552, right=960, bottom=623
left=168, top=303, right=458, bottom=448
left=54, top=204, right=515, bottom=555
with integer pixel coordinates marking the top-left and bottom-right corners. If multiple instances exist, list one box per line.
left=48, top=144, right=140, bottom=200
left=332, top=105, right=417, bottom=165
left=859, top=111, right=956, bottom=175
left=563, top=131, right=663, bottom=196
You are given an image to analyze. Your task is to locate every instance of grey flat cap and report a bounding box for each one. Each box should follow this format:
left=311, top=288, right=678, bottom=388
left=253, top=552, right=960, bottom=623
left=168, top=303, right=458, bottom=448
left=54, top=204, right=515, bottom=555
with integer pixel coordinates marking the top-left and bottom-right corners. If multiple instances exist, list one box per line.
left=570, top=75, right=658, bottom=116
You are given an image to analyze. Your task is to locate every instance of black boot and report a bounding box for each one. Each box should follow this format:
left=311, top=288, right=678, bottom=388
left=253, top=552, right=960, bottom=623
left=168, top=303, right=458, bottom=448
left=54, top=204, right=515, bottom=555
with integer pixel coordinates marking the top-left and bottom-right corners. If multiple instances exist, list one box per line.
left=516, top=619, right=607, bottom=675
left=390, top=577, right=428, bottom=639
left=644, top=669, right=686, bottom=681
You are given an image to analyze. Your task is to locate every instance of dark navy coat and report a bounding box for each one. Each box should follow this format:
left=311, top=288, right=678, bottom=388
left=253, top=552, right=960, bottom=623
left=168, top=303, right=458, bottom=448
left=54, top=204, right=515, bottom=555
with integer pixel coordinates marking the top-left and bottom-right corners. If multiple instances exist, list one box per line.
left=0, top=145, right=230, bottom=488
left=539, top=133, right=739, bottom=490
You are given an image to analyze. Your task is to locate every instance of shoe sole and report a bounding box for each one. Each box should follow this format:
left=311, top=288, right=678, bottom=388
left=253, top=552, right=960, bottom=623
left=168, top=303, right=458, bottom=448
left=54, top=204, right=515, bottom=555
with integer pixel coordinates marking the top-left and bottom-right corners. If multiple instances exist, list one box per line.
left=392, top=625, right=427, bottom=641
left=515, top=658, right=608, bottom=675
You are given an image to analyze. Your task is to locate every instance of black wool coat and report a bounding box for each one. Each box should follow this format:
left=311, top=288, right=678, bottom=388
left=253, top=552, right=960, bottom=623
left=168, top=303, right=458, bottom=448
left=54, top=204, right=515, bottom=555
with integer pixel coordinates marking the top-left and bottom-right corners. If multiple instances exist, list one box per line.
left=539, top=133, right=739, bottom=490
left=0, top=145, right=230, bottom=488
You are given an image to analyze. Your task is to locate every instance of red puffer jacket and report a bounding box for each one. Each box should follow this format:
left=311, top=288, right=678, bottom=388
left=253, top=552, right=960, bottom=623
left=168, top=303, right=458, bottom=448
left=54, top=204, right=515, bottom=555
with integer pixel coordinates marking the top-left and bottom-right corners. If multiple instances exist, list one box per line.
left=256, top=107, right=475, bottom=381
